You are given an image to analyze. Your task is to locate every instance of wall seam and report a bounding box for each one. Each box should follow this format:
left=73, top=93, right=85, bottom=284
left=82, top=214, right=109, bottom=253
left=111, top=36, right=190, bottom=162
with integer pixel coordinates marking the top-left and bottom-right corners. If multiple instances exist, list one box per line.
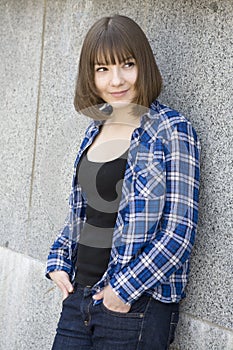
left=183, top=311, right=233, bottom=333
left=26, top=0, right=47, bottom=252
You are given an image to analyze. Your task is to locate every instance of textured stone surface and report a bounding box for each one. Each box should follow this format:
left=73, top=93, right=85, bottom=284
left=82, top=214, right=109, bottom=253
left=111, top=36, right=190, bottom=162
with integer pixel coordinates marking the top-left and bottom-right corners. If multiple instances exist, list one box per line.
left=170, top=312, right=233, bottom=350
left=0, top=0, right=232, bottom=349
left=0, top=1, right=44, bottom=254
left=0, top=247, right=61, bottom=350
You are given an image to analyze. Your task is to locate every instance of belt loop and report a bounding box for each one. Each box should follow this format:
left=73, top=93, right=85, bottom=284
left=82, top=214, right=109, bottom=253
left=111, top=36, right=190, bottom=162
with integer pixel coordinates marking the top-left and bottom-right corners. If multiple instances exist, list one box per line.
left=83, top=286, right=92, bottom=297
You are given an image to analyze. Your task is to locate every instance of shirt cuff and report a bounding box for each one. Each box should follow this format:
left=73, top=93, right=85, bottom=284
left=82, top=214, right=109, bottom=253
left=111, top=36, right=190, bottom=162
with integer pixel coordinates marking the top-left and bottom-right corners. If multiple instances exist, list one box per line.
left=109, top=271, right=145, bottom=305
left=45, top=255, right=74, bottom=281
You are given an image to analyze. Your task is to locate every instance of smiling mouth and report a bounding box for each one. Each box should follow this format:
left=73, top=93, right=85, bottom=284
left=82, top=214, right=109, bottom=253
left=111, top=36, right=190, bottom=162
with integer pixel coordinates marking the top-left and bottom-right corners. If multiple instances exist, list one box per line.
left=110, top=89, right=129, bottom=97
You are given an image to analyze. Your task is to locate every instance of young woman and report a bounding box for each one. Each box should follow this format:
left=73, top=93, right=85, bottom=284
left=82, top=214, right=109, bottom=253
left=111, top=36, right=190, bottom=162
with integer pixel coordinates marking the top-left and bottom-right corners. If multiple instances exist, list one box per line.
left=46, top=14, right=201, bottom=350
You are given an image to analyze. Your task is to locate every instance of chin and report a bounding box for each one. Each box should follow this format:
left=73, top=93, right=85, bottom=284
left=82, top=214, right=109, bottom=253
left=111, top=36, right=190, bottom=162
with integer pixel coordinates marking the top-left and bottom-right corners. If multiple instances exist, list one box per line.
left=110, top=100, right=133, bottom=109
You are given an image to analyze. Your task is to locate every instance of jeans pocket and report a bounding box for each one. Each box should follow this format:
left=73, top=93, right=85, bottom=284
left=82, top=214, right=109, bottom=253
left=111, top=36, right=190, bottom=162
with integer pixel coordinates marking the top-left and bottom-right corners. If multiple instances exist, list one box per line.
left=129, top=294, right=151, bottom=315
left=167, top=311, right=179, bottom=346
left=62, top=292, right=75, bottom=305
left=101, top=295, right=151, bottom=318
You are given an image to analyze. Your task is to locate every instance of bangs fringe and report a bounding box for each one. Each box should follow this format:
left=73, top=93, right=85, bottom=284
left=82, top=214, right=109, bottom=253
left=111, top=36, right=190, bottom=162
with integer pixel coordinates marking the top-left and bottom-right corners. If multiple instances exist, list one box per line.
left=92, top=28, right=134, bottom=65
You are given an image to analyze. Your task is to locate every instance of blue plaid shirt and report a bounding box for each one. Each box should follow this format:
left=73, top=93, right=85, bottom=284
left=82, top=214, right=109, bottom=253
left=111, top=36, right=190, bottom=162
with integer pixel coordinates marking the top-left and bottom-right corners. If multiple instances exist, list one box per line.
left=46, top=100, right=201, bottom=305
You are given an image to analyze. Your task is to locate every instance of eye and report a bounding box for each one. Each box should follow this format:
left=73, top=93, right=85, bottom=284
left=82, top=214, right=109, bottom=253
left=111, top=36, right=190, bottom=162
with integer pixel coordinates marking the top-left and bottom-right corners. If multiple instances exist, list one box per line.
left=124, top=60, right=136, bottom=68
left=95, top=66, right=108, bottom=72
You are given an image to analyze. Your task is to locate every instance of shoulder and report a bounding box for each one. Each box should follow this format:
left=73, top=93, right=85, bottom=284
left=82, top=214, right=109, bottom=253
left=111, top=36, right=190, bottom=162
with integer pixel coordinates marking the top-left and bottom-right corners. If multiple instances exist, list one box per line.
left=147, top=100, right=199, bottom=145
left=84, top=119, right=100, bottom=135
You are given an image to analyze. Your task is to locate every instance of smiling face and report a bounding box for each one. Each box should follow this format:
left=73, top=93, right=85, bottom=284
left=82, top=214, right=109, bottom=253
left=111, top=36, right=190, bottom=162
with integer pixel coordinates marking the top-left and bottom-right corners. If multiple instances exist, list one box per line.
left=74, top=15, right=162, bottom=119
left=94, top=57, right=138, bottom=108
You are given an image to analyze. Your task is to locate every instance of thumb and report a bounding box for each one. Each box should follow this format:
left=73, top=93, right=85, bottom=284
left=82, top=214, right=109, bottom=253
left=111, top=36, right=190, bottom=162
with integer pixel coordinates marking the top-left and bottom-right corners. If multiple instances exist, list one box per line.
left=66, top=281, right=74, bottom=293
left=93, top=290, right=104, bottom=300
left=61, top=282, right=73, bottom=301
left=62, top=278, right=74, bottom=294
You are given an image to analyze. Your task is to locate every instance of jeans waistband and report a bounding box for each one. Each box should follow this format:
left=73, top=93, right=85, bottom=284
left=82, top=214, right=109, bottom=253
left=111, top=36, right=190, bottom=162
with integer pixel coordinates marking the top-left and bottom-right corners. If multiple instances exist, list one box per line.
left=73, top=281, right=93, bottom=297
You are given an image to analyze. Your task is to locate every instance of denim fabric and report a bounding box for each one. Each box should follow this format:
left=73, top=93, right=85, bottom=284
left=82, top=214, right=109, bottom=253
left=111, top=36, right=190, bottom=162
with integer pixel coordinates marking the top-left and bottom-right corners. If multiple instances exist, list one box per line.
left=51, top=284, right=179, bottom=350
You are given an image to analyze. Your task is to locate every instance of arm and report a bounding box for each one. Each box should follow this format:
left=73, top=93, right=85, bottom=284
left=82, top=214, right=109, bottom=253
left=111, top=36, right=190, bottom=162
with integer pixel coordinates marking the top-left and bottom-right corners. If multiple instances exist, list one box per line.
left=109, top=121, right=201, bottom=305
left=46, top=182, right=86, bottom=283
left=45, top=194, right=79, bottom=281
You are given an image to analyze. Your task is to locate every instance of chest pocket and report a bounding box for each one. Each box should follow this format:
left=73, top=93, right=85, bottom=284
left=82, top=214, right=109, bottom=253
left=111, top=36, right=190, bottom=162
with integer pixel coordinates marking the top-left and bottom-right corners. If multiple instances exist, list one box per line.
left=133, top=142, right=165, bottom=199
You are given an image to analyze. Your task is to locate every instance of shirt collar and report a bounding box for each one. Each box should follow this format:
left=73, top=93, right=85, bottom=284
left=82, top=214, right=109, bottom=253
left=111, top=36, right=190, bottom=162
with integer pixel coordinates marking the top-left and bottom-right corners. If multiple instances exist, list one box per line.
left=91, top=100, right=160, bottom=130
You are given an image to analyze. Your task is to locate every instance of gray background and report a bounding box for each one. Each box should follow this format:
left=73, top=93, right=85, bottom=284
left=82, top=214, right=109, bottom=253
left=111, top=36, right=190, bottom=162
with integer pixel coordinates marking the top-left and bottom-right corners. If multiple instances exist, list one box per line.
left=0, top=0, right=232, bottom=349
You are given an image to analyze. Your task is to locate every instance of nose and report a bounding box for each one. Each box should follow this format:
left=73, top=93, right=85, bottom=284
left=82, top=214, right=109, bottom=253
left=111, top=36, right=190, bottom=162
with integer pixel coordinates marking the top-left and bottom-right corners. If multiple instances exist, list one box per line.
left=110, top=66, right=124, bottom=86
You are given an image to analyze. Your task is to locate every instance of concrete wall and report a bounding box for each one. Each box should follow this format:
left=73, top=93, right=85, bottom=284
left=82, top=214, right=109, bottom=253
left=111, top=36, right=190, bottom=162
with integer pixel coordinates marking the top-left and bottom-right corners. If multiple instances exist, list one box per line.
left=0, top=0, right=232, bottom=349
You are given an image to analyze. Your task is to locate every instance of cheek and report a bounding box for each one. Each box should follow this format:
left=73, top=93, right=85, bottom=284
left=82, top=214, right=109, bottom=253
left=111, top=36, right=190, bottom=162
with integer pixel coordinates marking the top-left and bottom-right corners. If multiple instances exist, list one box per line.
left=94, top=77, right=106, bottom=93
left=130, top=69, right=138, bottom=86
left=94, top=76, right=99, bottom=90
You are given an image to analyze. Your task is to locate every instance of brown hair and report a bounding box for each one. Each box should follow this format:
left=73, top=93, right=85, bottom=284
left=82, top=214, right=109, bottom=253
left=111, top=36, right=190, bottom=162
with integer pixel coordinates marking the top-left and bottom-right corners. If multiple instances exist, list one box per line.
left=74, top=15, right=162, bottom=119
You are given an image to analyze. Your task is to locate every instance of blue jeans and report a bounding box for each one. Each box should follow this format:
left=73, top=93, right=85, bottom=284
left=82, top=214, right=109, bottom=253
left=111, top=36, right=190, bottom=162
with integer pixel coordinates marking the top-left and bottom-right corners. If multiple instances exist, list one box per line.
left=51, top=283, right=179, bottom=350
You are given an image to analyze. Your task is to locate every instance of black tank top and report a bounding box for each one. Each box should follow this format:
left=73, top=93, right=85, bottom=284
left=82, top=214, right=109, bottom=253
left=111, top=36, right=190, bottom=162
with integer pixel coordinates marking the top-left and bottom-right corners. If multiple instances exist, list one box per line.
left=74, top=145, right=128, bottom=287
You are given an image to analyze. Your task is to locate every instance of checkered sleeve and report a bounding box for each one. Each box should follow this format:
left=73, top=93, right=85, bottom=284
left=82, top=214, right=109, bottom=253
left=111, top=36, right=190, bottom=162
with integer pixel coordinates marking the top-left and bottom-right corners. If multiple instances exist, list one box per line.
left=45, top=188, right=82, bottom=281
left=45, top=214, right=76, bottom=280
left=110, top=121, right=201, bottom=305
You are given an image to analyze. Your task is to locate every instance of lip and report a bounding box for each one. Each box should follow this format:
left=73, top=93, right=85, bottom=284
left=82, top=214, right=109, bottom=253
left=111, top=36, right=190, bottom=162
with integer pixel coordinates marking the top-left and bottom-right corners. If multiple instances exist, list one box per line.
left=110, top=89, right=129, bottom=97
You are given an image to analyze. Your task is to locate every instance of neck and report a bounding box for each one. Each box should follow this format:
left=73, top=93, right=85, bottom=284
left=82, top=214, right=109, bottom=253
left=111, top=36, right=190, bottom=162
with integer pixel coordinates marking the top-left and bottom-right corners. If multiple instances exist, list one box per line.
left=104, top=103, right=145, bottom=127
